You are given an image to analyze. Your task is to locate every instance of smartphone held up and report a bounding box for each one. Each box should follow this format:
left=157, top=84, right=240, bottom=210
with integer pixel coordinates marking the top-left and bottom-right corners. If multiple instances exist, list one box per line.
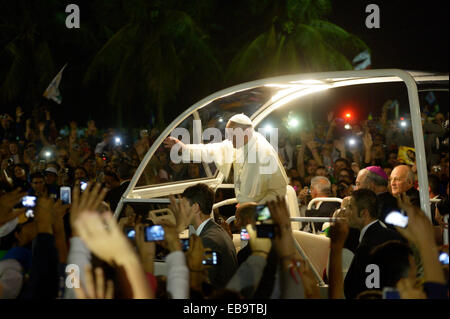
left=60, top=186, right=71, bottom=204
left=255, top=205, right=275, bottom=238
left=144, top=225, right=165, bottom=242
left=21, top=195, right=37, bottom=218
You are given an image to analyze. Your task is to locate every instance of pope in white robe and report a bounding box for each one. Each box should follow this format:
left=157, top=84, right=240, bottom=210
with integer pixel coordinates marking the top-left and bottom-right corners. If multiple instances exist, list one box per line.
left=164, top=114, right=288, bottom=204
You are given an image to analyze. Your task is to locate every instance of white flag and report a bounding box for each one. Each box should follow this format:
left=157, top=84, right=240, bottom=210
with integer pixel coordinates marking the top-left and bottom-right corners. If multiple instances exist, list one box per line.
left=352, top=51, right=371, bottom=70
left=43, top=63, right=67, bottom=104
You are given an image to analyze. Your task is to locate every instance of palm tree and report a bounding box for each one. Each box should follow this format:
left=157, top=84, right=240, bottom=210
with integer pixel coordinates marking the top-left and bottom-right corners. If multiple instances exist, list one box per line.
left=225, top=0, right=369, bottom=83
left=83, top=0, right=222, bottom=128
left=0, top=0, right=58, bottom=109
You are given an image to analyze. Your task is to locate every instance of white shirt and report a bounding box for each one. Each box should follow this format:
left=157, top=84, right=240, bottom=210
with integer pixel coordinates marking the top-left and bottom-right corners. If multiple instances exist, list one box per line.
left=64, top=237, right=92, bottom=299
left=0, top=218, right=18, bottom=238
left=0, top=259, right=23, bottom=299
left=185, top=131, right=288, bottom=204
left=165, top=251, right=189, bottom=299
left=196, top=217, right=212, bottom=236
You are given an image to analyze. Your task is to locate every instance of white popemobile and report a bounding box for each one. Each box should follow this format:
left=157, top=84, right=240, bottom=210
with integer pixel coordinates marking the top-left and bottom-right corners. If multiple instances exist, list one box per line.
left=114, top=69, right=448, bottom=295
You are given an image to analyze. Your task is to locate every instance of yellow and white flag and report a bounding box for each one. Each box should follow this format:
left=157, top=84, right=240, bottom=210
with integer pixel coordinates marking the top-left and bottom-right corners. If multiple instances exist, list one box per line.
left=43, top=63, right=67, bottom=104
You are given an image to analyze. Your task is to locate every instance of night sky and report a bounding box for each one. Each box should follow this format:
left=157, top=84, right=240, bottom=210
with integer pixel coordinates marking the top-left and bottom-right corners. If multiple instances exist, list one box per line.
left=1, top=0, right=448, bottom=129
left=328, top=0, right=449, bottom=72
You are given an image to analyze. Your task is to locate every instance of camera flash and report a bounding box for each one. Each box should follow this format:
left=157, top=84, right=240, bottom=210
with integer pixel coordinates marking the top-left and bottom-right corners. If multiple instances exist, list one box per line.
left=349, top=138, right=356, bottom=146
left=45, top=151, right=51, bottom=157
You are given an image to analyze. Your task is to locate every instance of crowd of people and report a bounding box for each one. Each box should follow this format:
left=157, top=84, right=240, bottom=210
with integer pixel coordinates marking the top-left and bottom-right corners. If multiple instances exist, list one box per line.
left=0, top=100, right=448, bottom=300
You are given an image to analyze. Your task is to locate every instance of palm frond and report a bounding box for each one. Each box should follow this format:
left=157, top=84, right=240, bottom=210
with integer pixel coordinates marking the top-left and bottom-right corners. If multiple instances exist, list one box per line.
left=310, top=19, right=369, bottom=56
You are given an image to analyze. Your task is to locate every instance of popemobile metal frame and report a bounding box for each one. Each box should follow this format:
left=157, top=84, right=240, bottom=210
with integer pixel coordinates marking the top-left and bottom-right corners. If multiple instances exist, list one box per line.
left=113, top=69, right=448, bottom=287
left=115, top=69, right=449, bottom=220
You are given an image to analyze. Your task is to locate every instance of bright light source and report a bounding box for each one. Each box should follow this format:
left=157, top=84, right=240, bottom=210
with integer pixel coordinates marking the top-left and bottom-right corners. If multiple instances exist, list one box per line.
left=218, top=118, right=224, bottom=123
left=44, top=151, right=51, bottom=157
left=348, top=138, right=356, bottom=146
left=344, top=124, right=352, bottom=130
left=115, top=137, right=121, bottom=144
left=345, top=113, right=352, bottom=118
left=400, top=121, right=407, bottom=128
left=289, top=79, right=324, bottom=84
left=288, top=118, right=299, bottom=128
left=264, top=124, right=273, bottom=132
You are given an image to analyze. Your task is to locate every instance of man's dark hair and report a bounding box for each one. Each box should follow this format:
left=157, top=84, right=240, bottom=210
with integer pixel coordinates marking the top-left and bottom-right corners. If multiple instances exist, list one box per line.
left=335, top=157, right=350, bottom=168
left=374, top=133, right=385, bottom=143
left=336, top=182, right=350, bottom=199
left=105, top=170, right=120, bottom=182
left=339, top=168, right=355, bottom=183
left=117, top=162, right=134, bottom=180
left=369, top=240, right=413, bottom=288
left=428, top=174, right=440, bottom=196
left=13, top=163, right=29, bottom=175
left=75, top=166, right=88, bottom=177
left=30, top=172, right=45, bottom=182
left=352, top=188, right=378, bottom=219
left=182, top=183, right=214, bottom=215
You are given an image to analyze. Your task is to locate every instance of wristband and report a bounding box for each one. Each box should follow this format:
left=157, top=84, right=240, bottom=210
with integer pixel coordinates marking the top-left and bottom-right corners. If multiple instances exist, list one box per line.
left=286, top=259, right=302, bottom=284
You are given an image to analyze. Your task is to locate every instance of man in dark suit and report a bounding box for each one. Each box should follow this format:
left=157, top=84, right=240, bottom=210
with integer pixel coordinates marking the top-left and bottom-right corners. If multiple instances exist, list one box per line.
left=182, top=184, right=238, bottom=289
left=428, top=174, right=444, bottom=226
left=355, top=166, right=399, bottom=228
left=105, top=163, right=133, bottom=212
left=343, top=189, right=405, bottom=299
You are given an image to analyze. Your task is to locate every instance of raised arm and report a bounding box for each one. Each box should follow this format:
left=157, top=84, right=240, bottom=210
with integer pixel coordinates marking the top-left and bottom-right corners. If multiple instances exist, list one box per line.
left=328, top=219, right=349, bottom=299
left=268, top=197, right=320, bottom=299
left=395, top=194, right=446, bottom=287
left=38, top=122, right=50, bottom=147
left=226, top=224, right=271, bottom=298
left=296, top=145, right=306, bottom=178
left=74, top=211, right=154, bottom=299
left=306, top=141, right=324, bottom=166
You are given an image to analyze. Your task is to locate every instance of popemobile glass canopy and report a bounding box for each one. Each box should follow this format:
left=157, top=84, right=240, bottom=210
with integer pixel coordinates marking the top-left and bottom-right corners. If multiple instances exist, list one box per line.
left=115, top=69, right=449, bottom=219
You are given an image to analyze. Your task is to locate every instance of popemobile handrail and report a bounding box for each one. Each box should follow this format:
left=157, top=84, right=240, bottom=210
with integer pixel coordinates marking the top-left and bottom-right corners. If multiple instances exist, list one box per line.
left=307, top=197, right=343, bottom=210
left=444, top=215, right=449, bottom=246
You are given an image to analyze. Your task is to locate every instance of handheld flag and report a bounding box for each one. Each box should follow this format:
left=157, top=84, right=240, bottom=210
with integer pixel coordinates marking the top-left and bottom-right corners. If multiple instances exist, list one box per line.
left=43, top=64, right=67, bottom=104
left=352, top=50, right=371, bottom=70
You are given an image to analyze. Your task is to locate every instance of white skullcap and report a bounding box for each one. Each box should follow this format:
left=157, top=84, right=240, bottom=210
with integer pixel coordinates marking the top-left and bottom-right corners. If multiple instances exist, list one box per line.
left=228, top=114, right=253, bottom=126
